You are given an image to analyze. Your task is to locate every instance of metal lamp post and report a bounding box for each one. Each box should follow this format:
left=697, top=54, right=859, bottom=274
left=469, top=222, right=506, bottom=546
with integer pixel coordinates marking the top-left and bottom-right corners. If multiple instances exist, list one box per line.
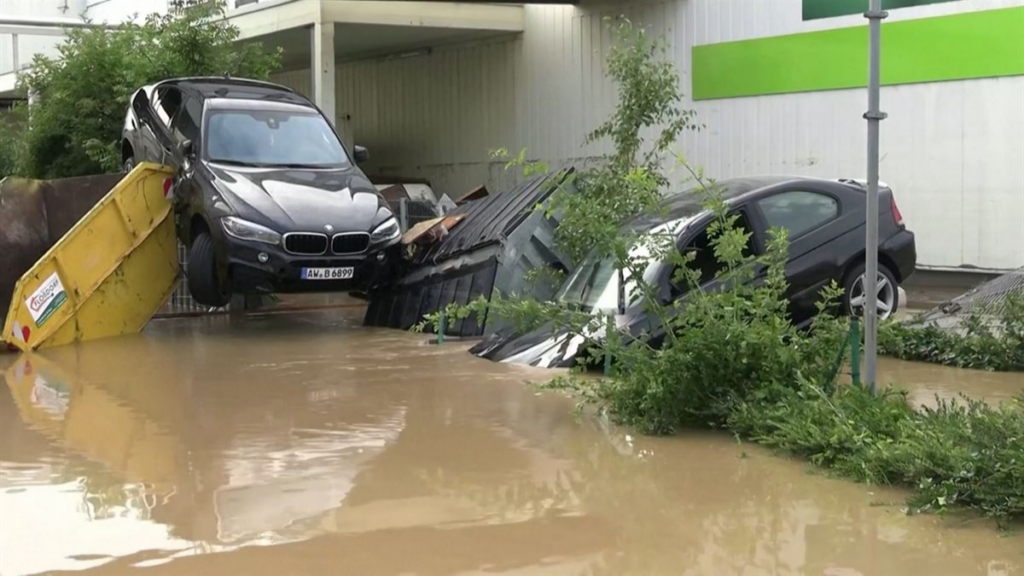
left=863, top=0, right=888, bottom=392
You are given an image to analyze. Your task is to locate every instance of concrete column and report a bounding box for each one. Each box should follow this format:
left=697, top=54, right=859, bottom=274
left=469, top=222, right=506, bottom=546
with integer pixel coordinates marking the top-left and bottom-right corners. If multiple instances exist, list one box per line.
left=311, top=21, right=336, bottom=128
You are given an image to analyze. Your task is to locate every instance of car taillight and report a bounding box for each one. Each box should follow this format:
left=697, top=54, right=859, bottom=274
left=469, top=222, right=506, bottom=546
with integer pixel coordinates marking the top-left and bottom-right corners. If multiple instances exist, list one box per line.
left=890, top=195, right=905, bottom=228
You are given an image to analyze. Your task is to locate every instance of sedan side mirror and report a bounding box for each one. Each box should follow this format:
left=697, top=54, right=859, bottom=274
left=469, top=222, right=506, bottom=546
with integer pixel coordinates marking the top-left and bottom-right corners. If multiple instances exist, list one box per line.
left=658, top=281, right=674, bottom=305
left=354, top=145, right=369, bottom=164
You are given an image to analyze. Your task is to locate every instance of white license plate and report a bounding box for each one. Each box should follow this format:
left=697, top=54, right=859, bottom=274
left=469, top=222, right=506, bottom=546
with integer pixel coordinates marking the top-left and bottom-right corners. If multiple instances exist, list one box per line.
left=301, top=267, right=354, bottom=280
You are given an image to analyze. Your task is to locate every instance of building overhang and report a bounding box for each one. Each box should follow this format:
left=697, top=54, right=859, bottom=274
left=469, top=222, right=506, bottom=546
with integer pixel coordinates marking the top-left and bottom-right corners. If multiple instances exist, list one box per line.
left=1, top=2, right=530, bottom=98
left=228, top=0, right=525, bottom=68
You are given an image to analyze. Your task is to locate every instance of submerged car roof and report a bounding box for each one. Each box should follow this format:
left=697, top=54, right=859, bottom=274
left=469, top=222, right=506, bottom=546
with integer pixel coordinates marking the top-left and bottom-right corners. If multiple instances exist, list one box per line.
left=151, top=77, right=312, bottom=107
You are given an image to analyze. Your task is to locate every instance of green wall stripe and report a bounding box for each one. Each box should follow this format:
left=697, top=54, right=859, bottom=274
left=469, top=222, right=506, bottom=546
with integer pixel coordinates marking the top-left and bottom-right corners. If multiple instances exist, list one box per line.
left=692, top=7, right=1024, bottom=101
left=803, top=0, right=959, bottom=21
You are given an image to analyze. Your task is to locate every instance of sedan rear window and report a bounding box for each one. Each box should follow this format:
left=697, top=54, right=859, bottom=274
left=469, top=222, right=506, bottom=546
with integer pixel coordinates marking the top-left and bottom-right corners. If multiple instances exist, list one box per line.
left=758, top=191, right=838, bottom=239
left=205, top=109, right=350, bottom=168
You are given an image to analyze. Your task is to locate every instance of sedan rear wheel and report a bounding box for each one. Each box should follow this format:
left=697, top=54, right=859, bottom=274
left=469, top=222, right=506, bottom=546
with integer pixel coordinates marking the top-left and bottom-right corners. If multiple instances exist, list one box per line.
left=843, top=262, right=898, bottom=321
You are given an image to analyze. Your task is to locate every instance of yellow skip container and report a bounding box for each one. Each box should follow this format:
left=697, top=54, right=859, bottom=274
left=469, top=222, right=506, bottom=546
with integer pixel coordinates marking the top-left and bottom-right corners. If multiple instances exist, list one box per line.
left=3, top=163, right=179, bottom=351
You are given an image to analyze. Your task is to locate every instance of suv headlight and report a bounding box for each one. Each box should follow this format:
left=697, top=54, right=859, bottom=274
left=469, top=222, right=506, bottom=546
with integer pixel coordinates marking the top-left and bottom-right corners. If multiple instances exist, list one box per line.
left=221, top=217, right=281, bottom=245
left=370, top=217, right=400, bottom=243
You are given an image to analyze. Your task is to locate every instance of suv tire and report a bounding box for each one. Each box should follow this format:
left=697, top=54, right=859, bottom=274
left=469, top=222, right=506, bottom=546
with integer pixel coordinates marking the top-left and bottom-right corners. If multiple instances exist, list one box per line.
left=188, top=232, right=231, bottom=307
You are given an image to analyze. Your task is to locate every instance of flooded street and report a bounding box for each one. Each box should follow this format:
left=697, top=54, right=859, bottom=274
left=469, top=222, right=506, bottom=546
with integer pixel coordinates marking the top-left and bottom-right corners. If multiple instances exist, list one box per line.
left=877, top=356, right=1023, bottom=409
left=1, top=309, right=1021, bottom=576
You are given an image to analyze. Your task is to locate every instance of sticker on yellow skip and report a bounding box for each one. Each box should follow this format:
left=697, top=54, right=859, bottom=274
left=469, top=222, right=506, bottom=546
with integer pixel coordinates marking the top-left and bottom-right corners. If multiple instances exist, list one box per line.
left=26, top=272, right=68, bottom=327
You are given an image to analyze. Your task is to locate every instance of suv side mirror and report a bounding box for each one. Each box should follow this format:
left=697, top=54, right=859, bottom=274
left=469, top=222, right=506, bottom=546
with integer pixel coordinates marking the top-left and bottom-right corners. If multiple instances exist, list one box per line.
left=354, top=145, right=369, bottom=164
left=132, top=92, right=154, bottom=128
left=178, top=139, right=194, bottom=159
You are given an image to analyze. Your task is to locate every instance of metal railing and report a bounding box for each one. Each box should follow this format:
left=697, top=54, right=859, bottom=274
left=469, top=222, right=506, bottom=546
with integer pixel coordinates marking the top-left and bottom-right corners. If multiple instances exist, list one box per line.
left=1, top=13, right=114, bottom=77
left=398, top=198, right=440, bottom=232
left=154, top=241, right=229, bottom=317
left=1, top=28, right=70, bottom=77
left=0, top=33, right=16, bottom=75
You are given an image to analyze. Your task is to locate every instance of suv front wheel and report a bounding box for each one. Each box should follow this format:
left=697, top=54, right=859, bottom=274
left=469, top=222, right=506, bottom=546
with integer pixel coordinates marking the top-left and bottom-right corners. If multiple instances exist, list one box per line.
left=188, top=232, right=231, bottom=307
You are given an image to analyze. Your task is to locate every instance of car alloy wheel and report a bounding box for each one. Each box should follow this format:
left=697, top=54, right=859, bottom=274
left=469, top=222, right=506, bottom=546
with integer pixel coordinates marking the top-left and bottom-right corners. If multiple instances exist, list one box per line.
left=848, top=270, right=897, bottom=320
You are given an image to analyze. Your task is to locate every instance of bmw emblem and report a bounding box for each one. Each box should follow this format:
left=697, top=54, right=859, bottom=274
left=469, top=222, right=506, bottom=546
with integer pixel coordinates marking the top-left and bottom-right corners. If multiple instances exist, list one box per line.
left=324, top=224, right=334, bottom=233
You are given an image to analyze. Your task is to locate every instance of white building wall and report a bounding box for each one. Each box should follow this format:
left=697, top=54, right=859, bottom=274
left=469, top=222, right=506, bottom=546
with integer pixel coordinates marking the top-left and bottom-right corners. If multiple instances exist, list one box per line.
left=83, top=0, right=168, bottom=23
left=272, top=0, right=1020, bottom=272
left=0, top=0, right=86, bottom=18
left=0, top=0, right=85, bottom=76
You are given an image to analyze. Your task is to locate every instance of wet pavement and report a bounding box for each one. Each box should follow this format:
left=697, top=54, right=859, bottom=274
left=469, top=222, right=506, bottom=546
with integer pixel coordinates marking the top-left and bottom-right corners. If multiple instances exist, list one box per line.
left=1, top=309, right=1021, bottom=576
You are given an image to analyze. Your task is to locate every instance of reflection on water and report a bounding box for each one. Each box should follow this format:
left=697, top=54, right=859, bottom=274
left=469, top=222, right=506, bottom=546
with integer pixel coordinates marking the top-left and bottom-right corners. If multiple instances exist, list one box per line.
left=0, top=310, right=1021, bottom=576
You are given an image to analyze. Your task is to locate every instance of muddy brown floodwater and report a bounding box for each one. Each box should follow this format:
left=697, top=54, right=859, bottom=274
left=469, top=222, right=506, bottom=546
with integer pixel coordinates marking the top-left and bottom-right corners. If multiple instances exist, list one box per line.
left=1, top=309, right=1021, bottom=576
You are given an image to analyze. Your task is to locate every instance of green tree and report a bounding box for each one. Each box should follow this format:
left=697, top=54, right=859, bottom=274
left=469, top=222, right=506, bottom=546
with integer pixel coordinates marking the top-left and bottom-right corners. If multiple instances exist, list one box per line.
left=4, top=0, right=281, bottom=179
left=0, top=110, right=24, bottom=179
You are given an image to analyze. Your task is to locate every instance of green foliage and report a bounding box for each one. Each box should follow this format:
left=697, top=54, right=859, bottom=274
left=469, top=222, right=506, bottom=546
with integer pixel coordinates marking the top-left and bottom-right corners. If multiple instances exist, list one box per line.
left=5, top=0, right=281, bottom=178
left=545, top=19, right=700, bottom=265
left=596, top=284, right=848, bottom=435
left=0, top=107, right=26, bottom=179
left=731, top=384, right=1024, bottom=523
left=879, top=294, right=1024, bottom=371
left=490, top=147, right=551, bottom=179
left=582, top=180, right=848, bottom=434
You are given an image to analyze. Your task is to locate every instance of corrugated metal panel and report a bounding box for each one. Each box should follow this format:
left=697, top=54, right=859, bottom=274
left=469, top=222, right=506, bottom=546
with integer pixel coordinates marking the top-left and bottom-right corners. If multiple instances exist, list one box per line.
left=960, top=79, right=1024, bottom=270
left=270, top=69, right=312, bottom=98
left=330, top=36, right=523, bottom=196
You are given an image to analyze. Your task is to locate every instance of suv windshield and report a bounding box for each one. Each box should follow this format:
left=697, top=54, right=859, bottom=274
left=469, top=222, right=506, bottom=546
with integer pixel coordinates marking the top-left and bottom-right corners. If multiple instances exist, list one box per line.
left=205, top=108, right=350, bottom=168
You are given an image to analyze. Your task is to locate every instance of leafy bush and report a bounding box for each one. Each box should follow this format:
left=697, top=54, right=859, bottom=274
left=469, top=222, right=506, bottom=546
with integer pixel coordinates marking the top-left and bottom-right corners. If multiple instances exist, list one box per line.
left=731, top=384, right=1024, bottom=523
left=588, top=202, right=849, bottom=434
left=5, top=0, right=280, bottom=179
left=878, top=294, right=1024, bottom=371
left=0, top=113, right=20, bottom=179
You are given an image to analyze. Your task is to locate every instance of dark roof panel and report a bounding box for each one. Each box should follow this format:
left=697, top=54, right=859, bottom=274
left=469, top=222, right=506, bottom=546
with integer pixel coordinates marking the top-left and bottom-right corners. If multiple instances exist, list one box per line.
left=421, top=170, right=575, bottom=262
left=157, top=77, right=310, bottom=106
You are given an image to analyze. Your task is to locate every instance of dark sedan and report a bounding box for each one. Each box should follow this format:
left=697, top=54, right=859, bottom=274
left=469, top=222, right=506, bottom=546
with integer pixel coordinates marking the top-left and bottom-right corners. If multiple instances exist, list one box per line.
left=122, top=77, right=400, bottom=306
left=472, top=176, right=917, bottom=368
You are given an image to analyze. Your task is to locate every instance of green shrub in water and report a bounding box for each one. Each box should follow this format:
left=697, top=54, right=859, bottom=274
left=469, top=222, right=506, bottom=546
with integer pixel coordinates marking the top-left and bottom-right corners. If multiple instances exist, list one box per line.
left=878, top=294, right=1024, bottom=372
left=590, top=203, right=849, bottom=434
left=731, top=384, right=1024, bottom=522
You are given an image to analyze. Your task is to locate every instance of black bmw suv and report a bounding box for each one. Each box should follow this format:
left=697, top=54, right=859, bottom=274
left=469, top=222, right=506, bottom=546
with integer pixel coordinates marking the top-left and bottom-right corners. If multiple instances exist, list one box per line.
left=122, top=77, right=401, bottom=306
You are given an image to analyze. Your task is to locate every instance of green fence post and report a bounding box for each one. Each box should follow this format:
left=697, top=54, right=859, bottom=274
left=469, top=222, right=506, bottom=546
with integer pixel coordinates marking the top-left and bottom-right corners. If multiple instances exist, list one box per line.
left=604, top=313, right=613, bottom=377
left=850, top=317, right=861, bottom=388
left=437, top=312, right=447, bottom=345
left=827, top=331, right=851, bottom=386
